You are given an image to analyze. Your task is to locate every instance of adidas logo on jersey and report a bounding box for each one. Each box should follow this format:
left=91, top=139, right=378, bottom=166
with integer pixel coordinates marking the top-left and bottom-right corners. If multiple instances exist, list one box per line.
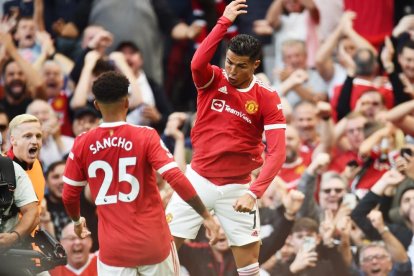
left=218, top=86, right=228, bottom=94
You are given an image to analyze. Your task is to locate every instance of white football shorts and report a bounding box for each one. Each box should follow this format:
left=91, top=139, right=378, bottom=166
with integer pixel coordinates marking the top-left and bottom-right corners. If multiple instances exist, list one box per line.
left=165, top=165, right=260, bottom=246
left=97, top=241, right=180, bottom=276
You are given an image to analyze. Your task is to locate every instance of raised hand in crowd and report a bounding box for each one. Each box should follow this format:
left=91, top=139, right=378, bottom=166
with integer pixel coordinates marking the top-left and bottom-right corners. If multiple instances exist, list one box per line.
left=320, top=209, right=336, bottom=247
left=306, top=152, right=330, bottom=176
left=289, top=242, right=318, bottom=274
left=86, top=28, right=113, bottom=54
left=392, top=14, right=414, bottom=39
left=336, top=215, right=354, bottom=266
left=282, top=189, right=305, bottom=220
left=370, top=169, right=405, bottom=197
left=381, top=36, right=395, bottom=74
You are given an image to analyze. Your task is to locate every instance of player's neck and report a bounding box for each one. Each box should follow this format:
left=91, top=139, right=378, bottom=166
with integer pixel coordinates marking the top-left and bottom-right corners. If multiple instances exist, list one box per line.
left=101, top=113, right=126, bottom=123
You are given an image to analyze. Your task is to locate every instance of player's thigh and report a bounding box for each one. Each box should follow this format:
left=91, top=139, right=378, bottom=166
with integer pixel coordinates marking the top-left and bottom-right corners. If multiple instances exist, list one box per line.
left=165, top=165, right=217, bottom=239
left=97, top=259, right=137, bottom=276
left=214, top=184, right=261, bottom=247
left=138, top=241, right=180, bottom=276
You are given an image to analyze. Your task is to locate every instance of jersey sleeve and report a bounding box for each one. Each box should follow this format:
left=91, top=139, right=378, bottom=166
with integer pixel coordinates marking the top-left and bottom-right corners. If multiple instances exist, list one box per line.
left=250, top=92, right=286, bottom=198
left=146, top=129, right=197, bottom=201
left=62, top=137, right=87, bottom=219
left=191, top=16, right=232, bottom=89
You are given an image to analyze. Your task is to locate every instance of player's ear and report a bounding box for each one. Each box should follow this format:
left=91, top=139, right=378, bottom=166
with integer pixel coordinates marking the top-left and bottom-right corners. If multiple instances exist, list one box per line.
left=10, top=135, right=16, bottom=146
left=253, top=60, right=261, bottom=71
left=93, top=100, right=101, bottom=111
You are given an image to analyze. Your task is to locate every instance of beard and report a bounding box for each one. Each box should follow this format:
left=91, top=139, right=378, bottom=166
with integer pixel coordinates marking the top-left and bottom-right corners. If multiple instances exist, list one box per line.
left=285, top=149, right=298, bottom=163
left=5, top=80, right=27, bottom=101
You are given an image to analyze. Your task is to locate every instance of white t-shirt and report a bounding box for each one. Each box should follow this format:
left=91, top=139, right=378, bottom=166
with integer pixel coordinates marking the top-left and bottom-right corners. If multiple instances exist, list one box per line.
left=1, top=162, right=38, bottom=233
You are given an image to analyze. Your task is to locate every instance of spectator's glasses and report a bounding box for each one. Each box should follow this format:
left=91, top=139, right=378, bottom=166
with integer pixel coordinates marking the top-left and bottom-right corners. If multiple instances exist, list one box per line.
left=0, top=124, right=7, bottom=132
left=321, top=188, right=344, bottom=194
left=361, top=254, right=389, bottom=263
left=360, top=101, right=381, bottom=107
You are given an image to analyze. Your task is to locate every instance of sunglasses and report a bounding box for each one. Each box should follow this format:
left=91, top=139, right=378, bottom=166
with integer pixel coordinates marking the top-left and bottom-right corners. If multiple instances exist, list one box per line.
left=321, top=188, right=344, bottom=194
left=0, top=124, right=7, bottom=132
left=362, top=254, right=389, bottom=263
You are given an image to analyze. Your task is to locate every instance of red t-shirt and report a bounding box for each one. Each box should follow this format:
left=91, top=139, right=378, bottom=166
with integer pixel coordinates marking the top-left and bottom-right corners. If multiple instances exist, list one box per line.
left=344, top=0, right=393, bottom=49
left=278, top=154, right=312, bottom=190
left=190, top=16, right=286, bottom=198
left=331, top=79, right=394, bottom=122
left=49, top=253, right=97, bottom=276
left=62, top=122, right=196, bottom=267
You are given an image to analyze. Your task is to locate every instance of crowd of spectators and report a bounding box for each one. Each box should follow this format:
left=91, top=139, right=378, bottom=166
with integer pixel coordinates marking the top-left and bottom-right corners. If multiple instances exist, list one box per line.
left=1, top=0, right=414, bottom=275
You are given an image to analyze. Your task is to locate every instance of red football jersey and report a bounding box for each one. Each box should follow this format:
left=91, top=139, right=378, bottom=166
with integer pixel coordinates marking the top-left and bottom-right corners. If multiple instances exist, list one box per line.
left=278, top=155, right=311, bottom=190
left=189, top=16, right=286, bottom=198
left=49, top=253, right=97, bottom=276
left=63, top=122, right=180, bottom=267
left=191, top=68, right=285, bottom=185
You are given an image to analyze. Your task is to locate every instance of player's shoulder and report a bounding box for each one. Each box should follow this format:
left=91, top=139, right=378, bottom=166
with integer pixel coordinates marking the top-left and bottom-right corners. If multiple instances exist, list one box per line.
left=125, top=123, right=158, bottom=138
left=126, top=123, right=156, bottom=133
left=255, top=77, right=276, bottom=94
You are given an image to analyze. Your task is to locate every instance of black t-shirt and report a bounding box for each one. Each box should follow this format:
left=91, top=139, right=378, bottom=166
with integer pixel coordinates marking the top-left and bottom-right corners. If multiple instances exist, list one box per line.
left=0, top=98, right=33, bottom=121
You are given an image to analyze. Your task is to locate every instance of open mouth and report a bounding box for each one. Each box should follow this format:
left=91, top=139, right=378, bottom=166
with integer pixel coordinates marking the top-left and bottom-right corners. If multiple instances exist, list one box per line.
left=370, top=268, right=381, bottom=274
left=46, top=82, right=58, bottom=89
left=25, top=34, right=34, bottom=40
left=28, top=146, right=38, bottom=157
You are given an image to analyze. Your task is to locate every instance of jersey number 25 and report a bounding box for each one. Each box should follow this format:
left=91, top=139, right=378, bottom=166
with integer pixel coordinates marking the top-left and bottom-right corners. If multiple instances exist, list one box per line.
left=88, top=157, right=140, bottom=205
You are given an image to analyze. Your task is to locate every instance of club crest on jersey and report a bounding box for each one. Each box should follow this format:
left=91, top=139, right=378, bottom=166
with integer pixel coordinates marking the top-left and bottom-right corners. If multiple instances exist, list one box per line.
left=211, top=99, right=226, bottom=112
left=166, top=213, right=173, bottom=223
left=245, top=100, right=258, bottom=114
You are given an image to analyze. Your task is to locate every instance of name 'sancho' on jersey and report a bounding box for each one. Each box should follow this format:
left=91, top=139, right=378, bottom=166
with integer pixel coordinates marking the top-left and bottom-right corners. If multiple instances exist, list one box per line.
left=90, top=136, right=133, bottom=154
left=211, top=99, right=252, bottom=124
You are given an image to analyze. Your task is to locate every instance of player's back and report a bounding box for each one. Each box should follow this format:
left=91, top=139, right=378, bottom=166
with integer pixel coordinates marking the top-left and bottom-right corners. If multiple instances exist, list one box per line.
left=70, top=122, right=172, bottom=267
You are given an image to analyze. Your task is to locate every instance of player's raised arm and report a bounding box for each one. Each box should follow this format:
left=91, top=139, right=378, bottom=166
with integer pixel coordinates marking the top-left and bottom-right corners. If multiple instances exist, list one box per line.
left=191, top=0, right=248, bottom=89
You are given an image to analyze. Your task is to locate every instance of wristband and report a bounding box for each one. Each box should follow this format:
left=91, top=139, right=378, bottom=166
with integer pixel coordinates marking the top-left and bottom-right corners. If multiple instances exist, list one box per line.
left=72, top=218, right=82, bottom=226
left=9, top=230, right=21, bottom=243
left=379, top=226, right=390, bottom=235
left=246, top=190, right=257, bottom=199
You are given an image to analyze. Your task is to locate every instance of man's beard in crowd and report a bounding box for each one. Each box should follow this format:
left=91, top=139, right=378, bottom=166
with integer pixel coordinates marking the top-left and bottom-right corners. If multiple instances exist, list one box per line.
left=285, top=149, right=298, bottom=164
left=5, top=80, right=27, bottom=101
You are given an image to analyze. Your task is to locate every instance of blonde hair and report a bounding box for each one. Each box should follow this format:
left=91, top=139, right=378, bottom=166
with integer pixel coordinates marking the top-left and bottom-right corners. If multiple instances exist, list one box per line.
left=9, top=114, right=40, bottom=136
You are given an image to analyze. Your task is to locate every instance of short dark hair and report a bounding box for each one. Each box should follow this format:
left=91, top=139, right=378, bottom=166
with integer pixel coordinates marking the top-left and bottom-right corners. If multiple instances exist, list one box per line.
left=45, top=160, right=66, bottom=179
left=292, top=217, right=319, bottom=234
left=400, top=40, right=414, bottom=54
left=116, top=41, right=140, bottom=53
left=92, top=71, right=129, bottom=104
left=2, top=59, right=16, bottom=77
left=354, top=48, right=376, bottom=76
left=92, top=58, right=116, bottom=77
left=228, top=34, right=261, bottom=61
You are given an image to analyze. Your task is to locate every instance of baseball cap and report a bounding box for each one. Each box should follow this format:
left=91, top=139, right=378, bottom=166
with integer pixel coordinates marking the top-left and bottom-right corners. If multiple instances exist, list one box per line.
left=73, top=106, right=100, bottom=120
left=116, top=41, right=140, bottom=53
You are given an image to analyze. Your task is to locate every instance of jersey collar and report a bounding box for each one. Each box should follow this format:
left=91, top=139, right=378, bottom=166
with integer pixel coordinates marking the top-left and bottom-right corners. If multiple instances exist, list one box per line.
left=99, top=121, right=128, bottom=128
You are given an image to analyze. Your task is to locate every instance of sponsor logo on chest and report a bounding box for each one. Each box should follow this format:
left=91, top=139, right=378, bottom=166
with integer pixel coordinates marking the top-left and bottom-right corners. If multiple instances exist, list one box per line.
left=210, top=99, right=254, bottom=124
